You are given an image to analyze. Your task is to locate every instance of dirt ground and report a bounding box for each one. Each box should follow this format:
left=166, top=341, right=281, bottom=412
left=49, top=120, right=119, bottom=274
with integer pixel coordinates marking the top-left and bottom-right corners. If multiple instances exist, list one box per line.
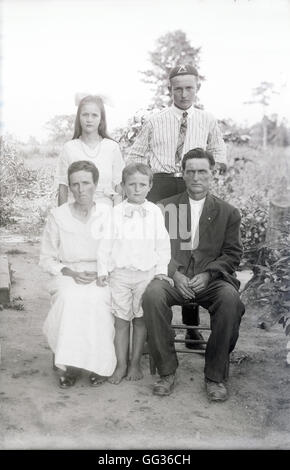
left=0, top=236, right=290, bottom=450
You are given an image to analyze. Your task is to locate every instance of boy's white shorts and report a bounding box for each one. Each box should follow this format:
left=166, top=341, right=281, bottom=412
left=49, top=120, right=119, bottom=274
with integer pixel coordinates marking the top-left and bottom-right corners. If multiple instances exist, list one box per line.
left=109, top=267, right=155, bottom=321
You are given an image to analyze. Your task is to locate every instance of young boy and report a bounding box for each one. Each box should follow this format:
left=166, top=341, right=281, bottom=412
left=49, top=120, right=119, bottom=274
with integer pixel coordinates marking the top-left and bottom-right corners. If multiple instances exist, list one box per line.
left=97, top=163, right=171, bottom=384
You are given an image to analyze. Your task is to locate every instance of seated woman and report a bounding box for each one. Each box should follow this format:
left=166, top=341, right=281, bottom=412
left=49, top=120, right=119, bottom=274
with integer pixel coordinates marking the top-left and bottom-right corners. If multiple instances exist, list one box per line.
left=39, top=160, right=116, bottom=388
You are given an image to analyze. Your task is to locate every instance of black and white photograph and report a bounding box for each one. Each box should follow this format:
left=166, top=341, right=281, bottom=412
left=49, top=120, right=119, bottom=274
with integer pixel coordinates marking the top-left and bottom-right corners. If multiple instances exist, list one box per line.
left=0, top=0, right=290, bottom=452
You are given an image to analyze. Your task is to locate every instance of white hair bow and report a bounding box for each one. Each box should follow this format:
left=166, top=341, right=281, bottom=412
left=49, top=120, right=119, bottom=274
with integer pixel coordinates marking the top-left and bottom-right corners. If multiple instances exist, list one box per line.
left=74, top=92, right=113, bottom=106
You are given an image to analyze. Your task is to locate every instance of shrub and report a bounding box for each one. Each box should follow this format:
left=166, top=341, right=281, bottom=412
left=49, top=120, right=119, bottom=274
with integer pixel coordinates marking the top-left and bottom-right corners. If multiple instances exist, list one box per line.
left=210, top=145, right=270, bottom=266
left=0, top=136, right=20, bottom=226
left=244, top=243, right=290, bottom=335
left=0, top=135, right=56, bottom=230
left=0, top=203, right=17, bottom=226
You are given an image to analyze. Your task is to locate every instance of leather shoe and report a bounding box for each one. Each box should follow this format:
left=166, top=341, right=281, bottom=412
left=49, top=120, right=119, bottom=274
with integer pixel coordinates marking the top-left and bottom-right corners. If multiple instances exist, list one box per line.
left=185, top=329, right=206, bottom=351
left=59, top=374, right=77, bottom=389
left=89, top=373, right=107, bottom=387
left=205, top=378, right=228, bottom=402
left=153, top=374, right=175, bottom=396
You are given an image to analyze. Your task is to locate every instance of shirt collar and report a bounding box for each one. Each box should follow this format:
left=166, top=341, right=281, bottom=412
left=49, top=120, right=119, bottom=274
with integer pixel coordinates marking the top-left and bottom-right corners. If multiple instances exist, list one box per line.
left=171, top=104, right=194, bottom=119
left=189, top=196, right=206, bottom=207
left=124, top=199, right=148, bottom=208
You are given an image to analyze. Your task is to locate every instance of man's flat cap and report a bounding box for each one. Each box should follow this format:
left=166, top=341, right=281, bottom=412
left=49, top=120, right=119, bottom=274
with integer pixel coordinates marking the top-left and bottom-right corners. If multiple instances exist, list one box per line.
left=169, top=64, right=198, bottom=79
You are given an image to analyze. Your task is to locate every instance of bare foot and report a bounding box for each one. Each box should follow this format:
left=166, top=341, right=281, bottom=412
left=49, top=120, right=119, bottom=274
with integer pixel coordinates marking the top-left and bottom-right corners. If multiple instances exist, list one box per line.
left=108, top=365, right=127, bottom=385
left=126, top=364, right=143, bottom=381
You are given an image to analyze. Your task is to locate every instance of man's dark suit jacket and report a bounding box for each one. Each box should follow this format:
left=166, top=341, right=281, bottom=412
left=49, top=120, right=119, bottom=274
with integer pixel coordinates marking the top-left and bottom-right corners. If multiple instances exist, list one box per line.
left=158, top=191, right=243, bottom=291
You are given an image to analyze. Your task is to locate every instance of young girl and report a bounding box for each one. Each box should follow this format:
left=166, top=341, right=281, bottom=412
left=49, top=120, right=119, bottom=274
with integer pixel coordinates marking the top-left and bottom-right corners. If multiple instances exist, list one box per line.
left=96, top=163, right=171, bottom=384
left=56, top=95, right=124, bottom=206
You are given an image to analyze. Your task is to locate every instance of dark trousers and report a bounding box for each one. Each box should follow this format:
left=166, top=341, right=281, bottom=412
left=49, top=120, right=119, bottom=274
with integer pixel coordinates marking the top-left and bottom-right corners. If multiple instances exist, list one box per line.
left=147, top=173, right=198, bottom=327
left=147, top=173, right=186, bottom=203
left=142, top=278, right=245, bottom=382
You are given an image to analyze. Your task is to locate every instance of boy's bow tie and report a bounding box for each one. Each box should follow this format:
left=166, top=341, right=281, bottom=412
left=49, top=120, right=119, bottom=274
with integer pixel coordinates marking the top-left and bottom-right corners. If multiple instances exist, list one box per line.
left=124, top=205, right=147, bottom=218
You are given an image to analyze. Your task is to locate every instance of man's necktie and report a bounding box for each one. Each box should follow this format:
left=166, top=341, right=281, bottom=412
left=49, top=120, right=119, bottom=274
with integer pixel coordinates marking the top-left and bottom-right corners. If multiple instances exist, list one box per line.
left=175, top=111, right=188, bottom=170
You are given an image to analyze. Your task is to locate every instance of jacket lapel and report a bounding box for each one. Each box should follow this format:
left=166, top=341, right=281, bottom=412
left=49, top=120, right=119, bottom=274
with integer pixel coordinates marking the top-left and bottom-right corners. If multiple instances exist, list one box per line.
left=198, top=193, right=218, bottom=241
left=178, top=192, right=191, bottom=246
left=177, top=192, right=218, bottom=250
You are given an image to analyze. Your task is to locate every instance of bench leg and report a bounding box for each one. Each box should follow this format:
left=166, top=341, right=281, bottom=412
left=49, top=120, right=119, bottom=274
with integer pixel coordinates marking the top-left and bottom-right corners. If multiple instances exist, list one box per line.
left=52, top=353, right=58, bottom=371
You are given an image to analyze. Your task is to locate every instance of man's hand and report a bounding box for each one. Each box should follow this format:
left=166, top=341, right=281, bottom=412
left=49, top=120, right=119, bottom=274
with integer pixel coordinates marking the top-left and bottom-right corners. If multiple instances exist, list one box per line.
left=173, top=271, right=195, bottom=300
left=188, top=272, right=211, bottom=294
left=154, top=274, right=174, bottom=287
left=96, top=275, right=109, bottom=287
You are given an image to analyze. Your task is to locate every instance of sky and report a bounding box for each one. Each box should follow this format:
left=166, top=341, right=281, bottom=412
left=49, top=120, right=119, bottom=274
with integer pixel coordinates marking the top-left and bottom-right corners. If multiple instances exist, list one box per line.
left=1, top=0, right=290, bottom=142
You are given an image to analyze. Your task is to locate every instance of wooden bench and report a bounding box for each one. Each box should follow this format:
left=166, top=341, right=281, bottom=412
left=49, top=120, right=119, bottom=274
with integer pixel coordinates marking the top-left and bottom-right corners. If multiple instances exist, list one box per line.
left=0, top=255, right=11, bottom=305
left=0, top=254, right=11, bottom=365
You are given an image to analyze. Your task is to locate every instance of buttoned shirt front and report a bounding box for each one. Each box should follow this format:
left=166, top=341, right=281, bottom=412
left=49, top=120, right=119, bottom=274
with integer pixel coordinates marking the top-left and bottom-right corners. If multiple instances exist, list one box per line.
left=127, top=105, right=227, bottom=172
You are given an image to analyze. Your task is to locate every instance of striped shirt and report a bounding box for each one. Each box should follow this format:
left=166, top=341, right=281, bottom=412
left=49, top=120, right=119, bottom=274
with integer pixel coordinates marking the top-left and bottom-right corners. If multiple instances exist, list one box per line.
left=126, top=105, right=227, bottom=172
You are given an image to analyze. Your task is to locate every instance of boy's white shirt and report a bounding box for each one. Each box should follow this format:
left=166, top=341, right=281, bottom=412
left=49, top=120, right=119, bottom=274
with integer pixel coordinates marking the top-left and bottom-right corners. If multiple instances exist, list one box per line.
left=97, top=199, right=171, bottom=277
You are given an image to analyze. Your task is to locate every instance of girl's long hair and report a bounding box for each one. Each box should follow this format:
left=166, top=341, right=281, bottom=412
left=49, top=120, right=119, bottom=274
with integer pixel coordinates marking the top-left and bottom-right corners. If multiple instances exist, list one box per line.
left=72, top=95, right=113, bottom=140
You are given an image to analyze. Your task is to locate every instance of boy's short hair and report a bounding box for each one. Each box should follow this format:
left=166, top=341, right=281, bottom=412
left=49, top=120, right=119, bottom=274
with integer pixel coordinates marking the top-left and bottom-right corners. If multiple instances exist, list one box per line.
left=182, top=147, right=215, bottom=170
left=122, top=163, right=153, bottom=185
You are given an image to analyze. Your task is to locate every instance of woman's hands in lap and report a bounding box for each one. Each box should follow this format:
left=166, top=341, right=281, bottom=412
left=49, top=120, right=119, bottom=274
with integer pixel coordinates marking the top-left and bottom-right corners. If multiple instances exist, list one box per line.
left=61, top=267, right=98, bottom=284
left=96, top=275, right=109, bottom=287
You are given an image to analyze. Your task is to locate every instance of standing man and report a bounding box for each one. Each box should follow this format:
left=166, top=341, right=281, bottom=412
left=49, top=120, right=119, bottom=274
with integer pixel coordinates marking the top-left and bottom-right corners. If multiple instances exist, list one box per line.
left=127, top=64, right=227, bottom=347
left=142, top=148, right=245, bottom=401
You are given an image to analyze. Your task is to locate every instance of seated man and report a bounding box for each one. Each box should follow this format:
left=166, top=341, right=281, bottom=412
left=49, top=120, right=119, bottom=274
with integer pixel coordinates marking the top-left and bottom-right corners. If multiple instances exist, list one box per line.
left=142, top=148, right=245, bottom=402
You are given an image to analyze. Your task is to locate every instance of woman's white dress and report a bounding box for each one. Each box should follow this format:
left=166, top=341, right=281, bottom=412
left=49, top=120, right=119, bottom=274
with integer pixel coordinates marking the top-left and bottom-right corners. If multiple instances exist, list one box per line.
left=39, top=203, right=116, bottom=376
left=55, top=138, right=124, bottom=205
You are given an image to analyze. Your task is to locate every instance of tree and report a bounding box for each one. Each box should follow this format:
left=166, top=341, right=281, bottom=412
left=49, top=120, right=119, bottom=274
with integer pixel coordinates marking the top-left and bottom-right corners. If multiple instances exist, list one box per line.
left=45, top=114, right=75, bottom=143
left=141, top=30, right=203, bottom=108
left=244, top=81, right=279, bottom=149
